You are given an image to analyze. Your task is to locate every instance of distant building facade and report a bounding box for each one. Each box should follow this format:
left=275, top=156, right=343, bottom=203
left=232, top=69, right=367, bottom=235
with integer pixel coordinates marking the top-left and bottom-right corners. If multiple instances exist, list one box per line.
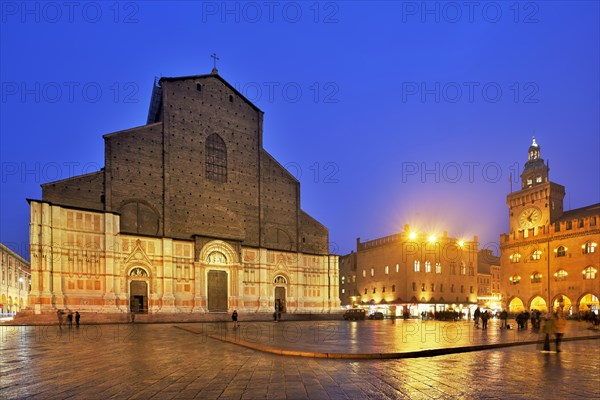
left=477, top=249, right=501, bottom=311
left=500, top=139, right=600, bottom=314
left=1, top=243, right=30, bottom=315
left=339, top=225, right=479, bottom=317
left=27, top=70, right=339, bottom=315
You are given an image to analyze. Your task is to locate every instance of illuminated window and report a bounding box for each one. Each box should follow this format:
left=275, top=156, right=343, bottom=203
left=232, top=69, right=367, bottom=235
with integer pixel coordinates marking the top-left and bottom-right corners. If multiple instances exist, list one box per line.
left=583, top=242, right=597, bottom=254
left=370, top=268, right=374, bottom=277
left=341, top=288, right=345, bottom=294
left=385, top=265, right=389, bottom=275
left=583, top=266, right=597, bottom=280
left=509, top=275, right=521, bottom=285
left=435, top=262, right=441, bottom=274
left=421, top=283, right=426, bottom=291
left=460, top=262, right=466, bottom=275
left=362, top=270, right=366, bottom=278
left=205, top=133, right=227, bottom=183
left=510, top=253, right=521, bottom=263
left=556, top=246, right=566, bottom=257
left=536, top=176, right=542, bottom=183
left=425, top=261, right=431, bottom=273
left=341, top=276, right=345, bottom=285
left=396, top=264, right=399, bottom=273
left=527, top=178, right=533, bottom=186
left=414, top=260, right=420, bottom=272
left=530, top=250, right=542, bottom=261
left=530, top=272, right=542, bottom=283
left=554, top=269, right=568, bottom=281
left=469, top=266, right=474, bottom=276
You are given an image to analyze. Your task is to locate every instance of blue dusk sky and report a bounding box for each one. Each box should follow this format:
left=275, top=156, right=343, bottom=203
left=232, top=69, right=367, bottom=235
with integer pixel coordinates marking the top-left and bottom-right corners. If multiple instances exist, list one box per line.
left=1, top=1, right=599, bottom=259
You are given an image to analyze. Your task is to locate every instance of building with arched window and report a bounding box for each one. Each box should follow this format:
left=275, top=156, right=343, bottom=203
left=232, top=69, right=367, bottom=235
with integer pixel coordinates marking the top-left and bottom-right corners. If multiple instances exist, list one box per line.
left=25, top=70, right=339, bottom=319
left=500, top=138, right=600, bottom=315
left=0, top=243, right=30, bottom=316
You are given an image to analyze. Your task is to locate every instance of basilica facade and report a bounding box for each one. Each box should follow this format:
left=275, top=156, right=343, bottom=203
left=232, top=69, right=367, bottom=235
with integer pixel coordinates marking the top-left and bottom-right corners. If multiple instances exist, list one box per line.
left=28, top=70, right=339, bottom=315
left=500, top=139, right=599, bottom=315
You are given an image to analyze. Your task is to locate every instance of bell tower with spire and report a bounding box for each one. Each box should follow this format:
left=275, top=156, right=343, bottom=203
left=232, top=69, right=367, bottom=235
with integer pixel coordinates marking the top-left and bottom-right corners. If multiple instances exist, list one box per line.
left=506, top=138, right=565, bottom=237
left=520, top=137, right=549, bottom=189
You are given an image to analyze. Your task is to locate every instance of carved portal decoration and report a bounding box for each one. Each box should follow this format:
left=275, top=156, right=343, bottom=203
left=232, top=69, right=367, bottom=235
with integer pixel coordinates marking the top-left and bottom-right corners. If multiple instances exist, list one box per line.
left=129, top=267, right=148, bottom=277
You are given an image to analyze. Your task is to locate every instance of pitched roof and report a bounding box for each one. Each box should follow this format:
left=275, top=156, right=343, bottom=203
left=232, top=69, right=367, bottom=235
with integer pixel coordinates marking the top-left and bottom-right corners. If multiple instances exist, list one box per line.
left=159, top=73, right=263, bottom=113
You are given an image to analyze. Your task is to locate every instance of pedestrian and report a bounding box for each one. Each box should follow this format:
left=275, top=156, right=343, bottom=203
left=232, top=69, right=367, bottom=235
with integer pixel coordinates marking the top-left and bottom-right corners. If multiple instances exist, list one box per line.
left=540, top=313, right=554, bottom=352
left=553, top=308, right=566, bottom=352
left=500, top=309, right=508, bottom=329
left=75, top=311, right=80, bottom=328
left=232, top=310, right=239, bottom=328
left=273, top=311, right=278, bottom=322
left=481, top=310, right=489, bottom=330
left=473, top=307, right=481, bottom=328
left=67, top=310, right=73, bottom=329
left=130, top=309, right=135, bottom=323
left=56, top=309, right=64, bottom=330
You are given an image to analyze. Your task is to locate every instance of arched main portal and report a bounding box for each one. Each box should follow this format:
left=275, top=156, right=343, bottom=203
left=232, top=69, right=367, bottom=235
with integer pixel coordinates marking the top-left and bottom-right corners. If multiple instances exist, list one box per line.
left=274, top=275, right=288, bottom=313
left=529, top=296, right=548, bottom=312
left=509, top=297, right=525, bottom=313
left=129, top=267, right=149, bottom=313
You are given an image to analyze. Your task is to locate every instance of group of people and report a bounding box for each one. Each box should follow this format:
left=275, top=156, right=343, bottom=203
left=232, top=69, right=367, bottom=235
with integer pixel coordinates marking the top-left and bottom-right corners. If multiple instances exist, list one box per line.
left=473, top=307, right=492, bottom=330
left=56, top=309, right=80, bottom=329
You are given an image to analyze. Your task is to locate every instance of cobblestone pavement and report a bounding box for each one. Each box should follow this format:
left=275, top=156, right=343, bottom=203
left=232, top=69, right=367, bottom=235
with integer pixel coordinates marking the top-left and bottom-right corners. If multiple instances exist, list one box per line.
left=1, top=320, right=599, bottom=399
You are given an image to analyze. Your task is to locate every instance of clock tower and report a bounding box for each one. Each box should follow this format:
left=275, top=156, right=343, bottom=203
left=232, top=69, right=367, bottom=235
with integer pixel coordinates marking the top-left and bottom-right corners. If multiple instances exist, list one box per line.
left=507, top=137, right=565, bottom=237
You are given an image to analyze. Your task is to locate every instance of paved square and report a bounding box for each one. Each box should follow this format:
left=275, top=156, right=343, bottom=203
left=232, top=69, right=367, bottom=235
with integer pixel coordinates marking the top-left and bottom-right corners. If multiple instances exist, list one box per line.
left=1, top=320, right=599, bottom=399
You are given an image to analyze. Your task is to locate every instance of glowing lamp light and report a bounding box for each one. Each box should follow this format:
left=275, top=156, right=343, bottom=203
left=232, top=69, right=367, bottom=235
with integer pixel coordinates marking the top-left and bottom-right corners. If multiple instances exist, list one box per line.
left=428, top=235, right=437, bottom=243
left=409, top=232, right=417, bottom=240
left=458, top=240, right=465, bottom=247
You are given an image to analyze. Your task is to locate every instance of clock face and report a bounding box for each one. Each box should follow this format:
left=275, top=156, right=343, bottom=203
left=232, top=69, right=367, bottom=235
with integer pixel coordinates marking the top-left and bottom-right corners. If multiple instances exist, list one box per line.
left=518, top=207, right=542, bottom=229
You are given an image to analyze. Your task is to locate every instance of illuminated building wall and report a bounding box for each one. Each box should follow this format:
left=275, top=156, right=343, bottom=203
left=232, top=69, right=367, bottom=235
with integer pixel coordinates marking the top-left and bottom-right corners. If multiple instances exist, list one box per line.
left=500, top=139, right=600, bottom=314
left=340, top=224, right=479, bottom=313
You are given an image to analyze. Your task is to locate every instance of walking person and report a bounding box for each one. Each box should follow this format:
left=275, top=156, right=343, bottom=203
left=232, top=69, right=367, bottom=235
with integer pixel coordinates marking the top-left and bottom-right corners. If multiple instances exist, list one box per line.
left=473, top=307, right=481, bottom=328
left=75, top=311, right=80, bottom=328
left=481, top=310, right=489, bottom=330
left=553, top=308, right=567, bottom=352
left=541, top=312, right=554, bottom=352
left=500, top=309, right=508, bottom=329
left=232, top=310, right=239, bottom=328
left=67, top=310, right=73, bottom=329
left=56, top=309, right=64, bottom=330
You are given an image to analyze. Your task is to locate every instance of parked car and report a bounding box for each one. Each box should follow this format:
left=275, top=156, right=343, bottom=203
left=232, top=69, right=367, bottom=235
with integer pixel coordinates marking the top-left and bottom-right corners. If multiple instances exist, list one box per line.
left=343, top=309, right=366, bottom=320
left=368, top=311, right=384, bottom=320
